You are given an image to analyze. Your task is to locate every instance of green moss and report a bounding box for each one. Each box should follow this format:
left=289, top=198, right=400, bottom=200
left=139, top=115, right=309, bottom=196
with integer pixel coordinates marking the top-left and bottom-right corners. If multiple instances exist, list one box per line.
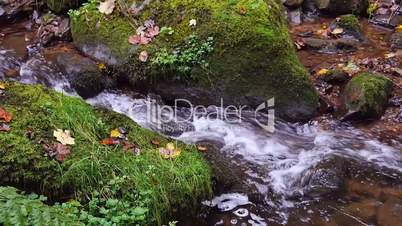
left=0, top=82, right=212, bottom=224
left=338, top=14, right=361, bottom=32
left=344, top=72, right=392, bottom=118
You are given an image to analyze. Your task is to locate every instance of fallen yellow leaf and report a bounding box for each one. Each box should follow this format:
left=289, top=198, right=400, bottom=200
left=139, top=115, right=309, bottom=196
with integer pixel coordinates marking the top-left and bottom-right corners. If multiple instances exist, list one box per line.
left=110, top=129, right=121, bottom=138
left=53, top=129, right=75, bottom=145
left=0, top=83, right=5, bottom=90
left=166, top=142, right=175, bottom=151
left=98, top=63, right=106, bottom=72
left=317, top=69, right=329, bottom=76
left=159, top=147, right=181, bottom=159
left=396, top=25, right=402, bottom=33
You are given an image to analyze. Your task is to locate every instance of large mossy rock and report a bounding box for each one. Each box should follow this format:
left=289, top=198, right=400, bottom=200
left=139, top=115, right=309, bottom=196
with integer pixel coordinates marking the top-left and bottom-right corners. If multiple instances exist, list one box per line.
left=314, top=0, right=368, bottom=15
left=343, top=72, right=392, bottom=120
left=70, top=0, right=319, bottom=122
left=0, top=83, right=211, bottom=224
left=47, top=0, right=85, bottom=13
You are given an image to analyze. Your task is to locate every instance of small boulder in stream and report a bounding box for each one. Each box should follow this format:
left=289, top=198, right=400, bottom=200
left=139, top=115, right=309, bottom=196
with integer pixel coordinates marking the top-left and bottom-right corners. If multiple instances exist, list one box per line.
left=54, top=52, right=113, bottom=98
left=342, top=72, right=392, bottom=120
left=318, top=69, right=350, bottom=83
left=331, top=14, right=364, bottom=41
left=303, top=37, right=360, bottom=53
left=69, top=0, right=319, bottom=122
left=314, top=0, right=369, bottom=15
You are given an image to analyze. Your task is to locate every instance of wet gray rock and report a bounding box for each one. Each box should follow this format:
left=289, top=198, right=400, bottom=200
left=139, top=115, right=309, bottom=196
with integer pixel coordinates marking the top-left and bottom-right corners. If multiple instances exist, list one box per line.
left=334, top=38, right=361, bottom=51
left=314, top=0, right=369, bottom=15
left=391, top=32, right=402, bottom=50
left=287, top=8, right=302, bottom=25
left=330, top=14, right=365, bottom=41
left=300, top=156, right=347, bottom=198
left=303, top=37, right=360, bottom=53
left=342, top=72, right=393, bottom=120
left=0, top=0, right=42, bottom=22
left=303, top=0, right=318, bottom=13
left=54, top=52, right=113, bottom=98
left=37, top=15, right=71, bottom=46
left=303, top=38, right=328, bottom=50
left=319, top=69, right=350, bottom=83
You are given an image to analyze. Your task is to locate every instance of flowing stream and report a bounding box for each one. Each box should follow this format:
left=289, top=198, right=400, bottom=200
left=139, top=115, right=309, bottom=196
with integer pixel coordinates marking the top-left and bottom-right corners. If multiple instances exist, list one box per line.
left=1, top=23, right=402, bottom=226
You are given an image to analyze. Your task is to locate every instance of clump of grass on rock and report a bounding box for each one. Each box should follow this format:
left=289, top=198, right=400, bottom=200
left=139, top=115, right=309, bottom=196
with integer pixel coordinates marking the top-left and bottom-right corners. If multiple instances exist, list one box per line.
left=0, top=82, right=212, bottom=225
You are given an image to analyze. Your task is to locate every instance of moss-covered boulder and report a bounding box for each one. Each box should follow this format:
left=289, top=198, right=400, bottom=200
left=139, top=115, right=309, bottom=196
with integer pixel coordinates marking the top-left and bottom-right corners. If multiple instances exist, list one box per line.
left=0, top=82, right=211, bottom=224
left=69, top=0, right=319, bottom=122
left=342, top=72, right=392, bottom=120
left=314, top=0, right=369, bottom=15
left=47, top=0, right=85, bottom=13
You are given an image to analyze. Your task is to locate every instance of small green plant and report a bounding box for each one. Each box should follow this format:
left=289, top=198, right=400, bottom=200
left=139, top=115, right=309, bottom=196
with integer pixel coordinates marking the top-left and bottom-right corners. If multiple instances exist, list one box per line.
left=60, top=176, right=150, bottom=226
left=151, top=34, right=214, bottom=78
left=367, top=2, right=379, bottom=18
left=0, top=187, right=82, bottom=226
left=160, top=26, right=175, bottom=35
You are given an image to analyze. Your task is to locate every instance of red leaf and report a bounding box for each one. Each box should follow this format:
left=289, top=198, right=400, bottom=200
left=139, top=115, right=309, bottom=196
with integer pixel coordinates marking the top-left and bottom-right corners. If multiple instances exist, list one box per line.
left=146, top=26, right=159, bottom=38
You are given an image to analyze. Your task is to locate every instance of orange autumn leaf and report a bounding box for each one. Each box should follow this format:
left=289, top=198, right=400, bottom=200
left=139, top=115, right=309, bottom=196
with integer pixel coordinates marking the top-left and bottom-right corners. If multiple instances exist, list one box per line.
left=100, top=138, right=120, bottom=145
left=0, top=108, right=12, bottom=122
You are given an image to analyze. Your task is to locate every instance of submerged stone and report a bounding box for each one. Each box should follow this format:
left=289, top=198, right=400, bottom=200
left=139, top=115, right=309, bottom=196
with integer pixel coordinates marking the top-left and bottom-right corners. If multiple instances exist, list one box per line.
left=70, top=0, right=319, bottom=122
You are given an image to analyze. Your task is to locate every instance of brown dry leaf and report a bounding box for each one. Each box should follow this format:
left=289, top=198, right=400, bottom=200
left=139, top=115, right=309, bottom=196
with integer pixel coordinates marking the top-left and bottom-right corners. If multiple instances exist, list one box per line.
left=197, top=145, right=208, bottom=152
left=99, top=0, right=115, bottom=15
left=139, top=51, right=149, bottom=62
left=43, top=143, right=71, bottom=162
left=53, top=129, right=75, bottom=145
left=151, top=139, right=161, bottom=147
left=0, top=107, right=12, bottom=122
left=123, top=141, right=141, bottom=155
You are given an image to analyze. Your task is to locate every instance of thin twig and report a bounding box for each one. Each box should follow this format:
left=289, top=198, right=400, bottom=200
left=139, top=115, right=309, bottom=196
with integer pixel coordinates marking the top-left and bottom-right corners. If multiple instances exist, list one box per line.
left=328, top=205, right=373, bottom=226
